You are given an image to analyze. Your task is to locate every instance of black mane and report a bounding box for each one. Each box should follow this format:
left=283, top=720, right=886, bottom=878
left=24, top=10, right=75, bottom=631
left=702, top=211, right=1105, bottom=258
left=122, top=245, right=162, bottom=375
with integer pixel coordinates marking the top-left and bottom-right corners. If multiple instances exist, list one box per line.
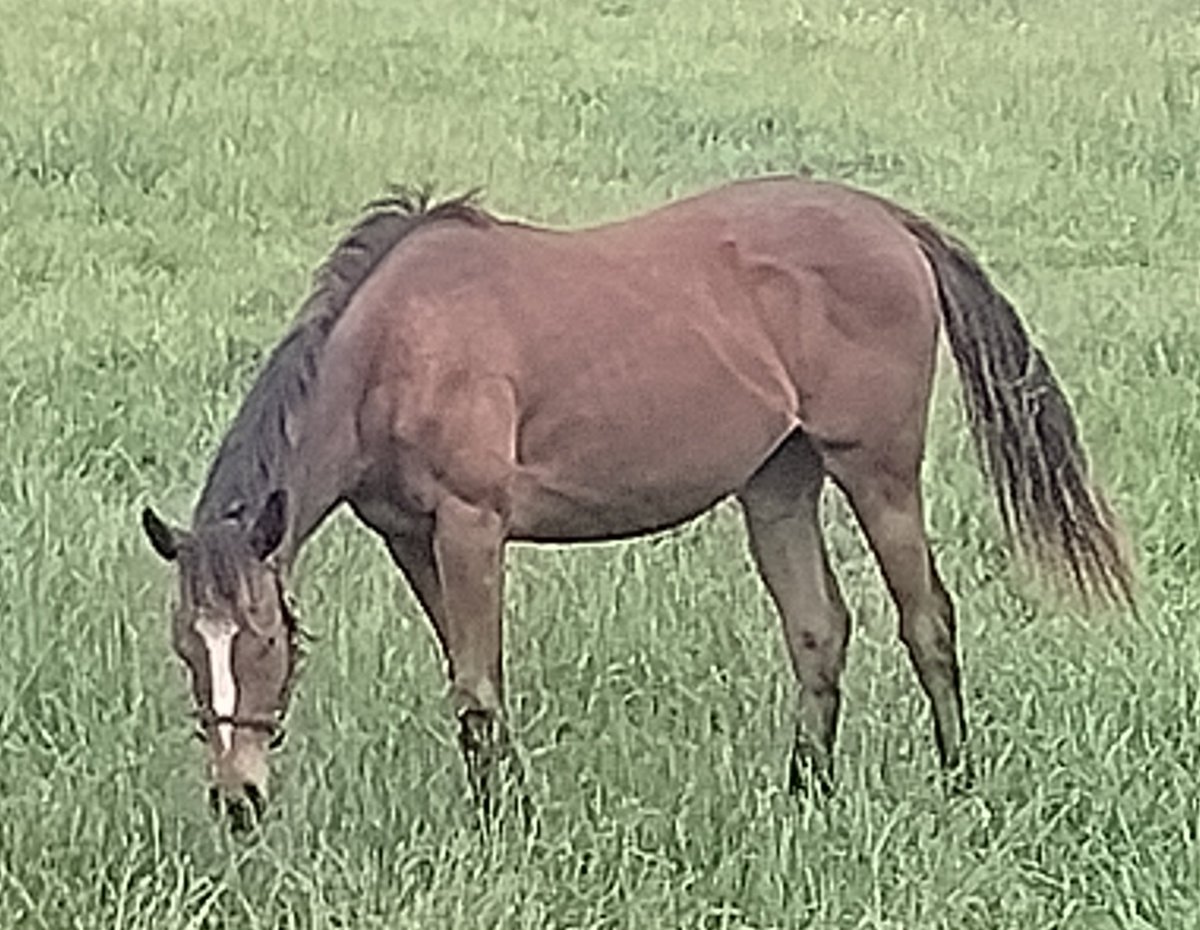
left=193, top=190, right=487, bottom=527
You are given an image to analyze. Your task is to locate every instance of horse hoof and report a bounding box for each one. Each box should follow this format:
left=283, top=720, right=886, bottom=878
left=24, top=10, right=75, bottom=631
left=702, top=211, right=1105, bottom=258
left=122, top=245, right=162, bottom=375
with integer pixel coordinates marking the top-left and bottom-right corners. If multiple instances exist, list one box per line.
left=942, top=759, right=975, bottom=797
left=787, top=752, right=834, bottom=800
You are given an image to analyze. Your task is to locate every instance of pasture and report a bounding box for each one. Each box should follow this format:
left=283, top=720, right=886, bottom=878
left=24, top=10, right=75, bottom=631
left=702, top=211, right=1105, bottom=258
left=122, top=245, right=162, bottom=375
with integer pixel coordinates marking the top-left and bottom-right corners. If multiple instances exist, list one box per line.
left=1, top=0, right=1197, bottom=926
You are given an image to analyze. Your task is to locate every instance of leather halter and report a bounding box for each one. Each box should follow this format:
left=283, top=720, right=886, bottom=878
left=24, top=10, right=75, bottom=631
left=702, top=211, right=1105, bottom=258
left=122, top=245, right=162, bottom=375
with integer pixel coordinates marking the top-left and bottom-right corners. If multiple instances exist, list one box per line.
left=194, top=711, right=286, bottom=749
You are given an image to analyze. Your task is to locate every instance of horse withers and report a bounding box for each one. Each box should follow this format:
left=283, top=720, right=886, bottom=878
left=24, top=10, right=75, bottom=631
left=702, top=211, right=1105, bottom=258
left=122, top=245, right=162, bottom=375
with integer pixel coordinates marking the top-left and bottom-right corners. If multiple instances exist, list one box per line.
left=142, top=176, right=1133, bottom=825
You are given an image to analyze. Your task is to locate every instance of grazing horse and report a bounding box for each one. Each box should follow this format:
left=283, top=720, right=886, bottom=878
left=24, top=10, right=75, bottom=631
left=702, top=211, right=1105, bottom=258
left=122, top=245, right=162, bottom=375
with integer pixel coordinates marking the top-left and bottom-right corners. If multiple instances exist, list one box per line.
left=141, top=176, right=1133, bottom=824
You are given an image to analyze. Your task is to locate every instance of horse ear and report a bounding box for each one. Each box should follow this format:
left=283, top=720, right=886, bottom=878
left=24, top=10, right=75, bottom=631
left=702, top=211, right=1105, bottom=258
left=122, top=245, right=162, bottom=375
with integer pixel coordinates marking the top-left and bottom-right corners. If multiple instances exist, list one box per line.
left=250, top=489, right=288, bottom=561
left=142, top=507, right=182, bottom=562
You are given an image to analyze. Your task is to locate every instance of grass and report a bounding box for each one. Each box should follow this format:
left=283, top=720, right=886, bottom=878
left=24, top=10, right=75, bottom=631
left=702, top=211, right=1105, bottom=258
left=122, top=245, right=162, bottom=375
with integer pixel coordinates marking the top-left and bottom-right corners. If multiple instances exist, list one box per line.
left=1, top=0, right=1198, bottom=926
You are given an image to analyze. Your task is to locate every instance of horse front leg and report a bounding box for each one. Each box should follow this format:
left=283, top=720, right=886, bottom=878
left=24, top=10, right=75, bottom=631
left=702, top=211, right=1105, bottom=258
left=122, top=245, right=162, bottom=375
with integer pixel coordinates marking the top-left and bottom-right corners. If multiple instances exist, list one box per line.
left=431, top=495, right=517, bottom=816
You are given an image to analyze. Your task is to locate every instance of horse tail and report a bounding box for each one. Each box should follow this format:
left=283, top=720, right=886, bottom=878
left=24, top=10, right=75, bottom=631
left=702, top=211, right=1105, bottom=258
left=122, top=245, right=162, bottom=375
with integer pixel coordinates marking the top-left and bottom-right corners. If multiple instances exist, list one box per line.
left=890, top=204, right=1135, bottom=608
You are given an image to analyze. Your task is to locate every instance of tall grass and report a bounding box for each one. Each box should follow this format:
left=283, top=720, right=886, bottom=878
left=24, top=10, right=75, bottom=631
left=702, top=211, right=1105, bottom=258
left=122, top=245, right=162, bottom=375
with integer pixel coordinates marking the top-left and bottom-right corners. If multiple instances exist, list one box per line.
left=1, top=0, right=1197, bottom=926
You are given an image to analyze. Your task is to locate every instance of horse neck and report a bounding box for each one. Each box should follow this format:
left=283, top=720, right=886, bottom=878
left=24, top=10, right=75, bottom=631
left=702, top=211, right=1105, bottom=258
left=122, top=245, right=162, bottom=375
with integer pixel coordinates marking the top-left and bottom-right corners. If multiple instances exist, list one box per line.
left=278, top=458, right=346, bottom=571
left=192, top=411, right=355, bottom=574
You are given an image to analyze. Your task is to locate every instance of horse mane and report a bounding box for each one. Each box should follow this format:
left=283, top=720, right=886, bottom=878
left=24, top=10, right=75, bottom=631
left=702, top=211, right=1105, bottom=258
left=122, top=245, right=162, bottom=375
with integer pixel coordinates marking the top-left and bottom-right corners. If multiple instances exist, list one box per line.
left=193, top=189, right=488, bottom=527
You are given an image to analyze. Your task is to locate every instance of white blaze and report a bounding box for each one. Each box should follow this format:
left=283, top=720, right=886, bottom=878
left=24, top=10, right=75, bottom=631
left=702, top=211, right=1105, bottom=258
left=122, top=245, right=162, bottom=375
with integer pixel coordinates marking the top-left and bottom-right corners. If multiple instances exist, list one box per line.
left=196, top=617, right=237, bottom=754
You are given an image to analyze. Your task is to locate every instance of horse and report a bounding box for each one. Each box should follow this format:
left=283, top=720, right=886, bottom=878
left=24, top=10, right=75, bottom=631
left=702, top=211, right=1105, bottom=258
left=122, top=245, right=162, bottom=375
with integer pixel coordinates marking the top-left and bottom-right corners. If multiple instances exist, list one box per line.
left=141, top=175, right=1133, bottom=826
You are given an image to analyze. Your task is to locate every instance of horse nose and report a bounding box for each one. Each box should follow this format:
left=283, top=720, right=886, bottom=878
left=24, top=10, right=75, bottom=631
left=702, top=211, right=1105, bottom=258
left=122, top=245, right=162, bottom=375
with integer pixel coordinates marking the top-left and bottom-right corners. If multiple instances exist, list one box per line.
left=210, top=737, right=270, bottom=788
left=207, top=739, right=271, bottom=830
left=208, top=783, right=268, bottom=832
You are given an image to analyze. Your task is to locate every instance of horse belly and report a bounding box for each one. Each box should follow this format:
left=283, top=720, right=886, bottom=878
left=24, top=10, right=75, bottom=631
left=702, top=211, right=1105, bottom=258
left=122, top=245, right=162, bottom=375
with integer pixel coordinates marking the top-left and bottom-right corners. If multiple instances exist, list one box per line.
left=508, top=348, right=797, bottom=542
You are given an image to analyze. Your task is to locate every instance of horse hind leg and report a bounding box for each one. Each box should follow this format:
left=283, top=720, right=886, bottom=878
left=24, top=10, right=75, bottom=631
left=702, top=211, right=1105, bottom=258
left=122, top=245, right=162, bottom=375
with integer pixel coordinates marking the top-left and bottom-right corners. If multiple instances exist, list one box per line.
left=826, top=448, right=969, bottom=787
left=739, top=434, right=851, bottom=796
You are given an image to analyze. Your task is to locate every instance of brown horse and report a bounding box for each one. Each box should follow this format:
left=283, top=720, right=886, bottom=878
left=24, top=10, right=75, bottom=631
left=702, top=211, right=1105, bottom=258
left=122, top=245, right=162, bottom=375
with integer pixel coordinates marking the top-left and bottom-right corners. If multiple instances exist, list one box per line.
left=141, top=175, right=1132, bottom=824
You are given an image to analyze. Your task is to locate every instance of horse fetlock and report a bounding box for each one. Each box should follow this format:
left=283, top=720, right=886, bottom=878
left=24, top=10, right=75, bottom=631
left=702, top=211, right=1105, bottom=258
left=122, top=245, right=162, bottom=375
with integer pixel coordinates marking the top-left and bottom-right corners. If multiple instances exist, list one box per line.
left=450, top=676, right=502, bottom=719
left=933, top=708, right=968, bottom=769
left=457, top=706, right=500, bottom=749
left=940, top=748, right=974, bottom=797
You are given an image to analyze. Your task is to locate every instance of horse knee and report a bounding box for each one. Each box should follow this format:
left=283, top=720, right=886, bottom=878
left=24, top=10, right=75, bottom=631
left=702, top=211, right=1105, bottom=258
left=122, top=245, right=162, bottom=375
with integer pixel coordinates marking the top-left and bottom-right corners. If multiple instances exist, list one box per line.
left=788, top=623, right=847, bottom=690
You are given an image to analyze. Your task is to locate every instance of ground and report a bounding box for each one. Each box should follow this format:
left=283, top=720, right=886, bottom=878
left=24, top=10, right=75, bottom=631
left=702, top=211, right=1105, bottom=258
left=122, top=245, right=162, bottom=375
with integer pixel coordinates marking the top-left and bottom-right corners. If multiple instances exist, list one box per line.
left=0, top=0, right=1197, bottom=927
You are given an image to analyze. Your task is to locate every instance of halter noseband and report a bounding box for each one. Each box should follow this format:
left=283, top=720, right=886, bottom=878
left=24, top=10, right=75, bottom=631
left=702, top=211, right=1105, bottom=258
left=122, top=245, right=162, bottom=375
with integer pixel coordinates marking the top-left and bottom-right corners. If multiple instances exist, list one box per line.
left=195, top=711, right=287, bottom=749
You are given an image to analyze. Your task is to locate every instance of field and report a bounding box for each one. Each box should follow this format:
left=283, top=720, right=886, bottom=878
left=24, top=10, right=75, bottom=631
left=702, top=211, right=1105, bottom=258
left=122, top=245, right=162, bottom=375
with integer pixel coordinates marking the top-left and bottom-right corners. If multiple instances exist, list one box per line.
left=2, top=0, right=1198, bottom=926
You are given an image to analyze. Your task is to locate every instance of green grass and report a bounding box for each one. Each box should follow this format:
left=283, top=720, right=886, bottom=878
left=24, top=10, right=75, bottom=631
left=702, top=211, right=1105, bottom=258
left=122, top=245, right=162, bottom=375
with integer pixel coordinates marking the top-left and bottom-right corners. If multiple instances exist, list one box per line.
left=2, top=0, right=1198, bottom=926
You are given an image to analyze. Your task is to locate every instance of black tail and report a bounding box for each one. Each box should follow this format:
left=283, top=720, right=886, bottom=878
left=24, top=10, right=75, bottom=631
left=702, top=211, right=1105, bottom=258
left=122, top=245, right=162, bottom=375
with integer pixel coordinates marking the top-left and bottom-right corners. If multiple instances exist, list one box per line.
left=892, top=206, right=1134, bottom=607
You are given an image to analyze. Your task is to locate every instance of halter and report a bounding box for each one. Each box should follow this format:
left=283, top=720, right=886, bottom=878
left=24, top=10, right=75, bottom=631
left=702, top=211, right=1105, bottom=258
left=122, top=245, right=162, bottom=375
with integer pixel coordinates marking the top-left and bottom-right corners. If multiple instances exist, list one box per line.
left=185, top=565, right=304, bottom=754
left=194, top=710, right=287, bottom=749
